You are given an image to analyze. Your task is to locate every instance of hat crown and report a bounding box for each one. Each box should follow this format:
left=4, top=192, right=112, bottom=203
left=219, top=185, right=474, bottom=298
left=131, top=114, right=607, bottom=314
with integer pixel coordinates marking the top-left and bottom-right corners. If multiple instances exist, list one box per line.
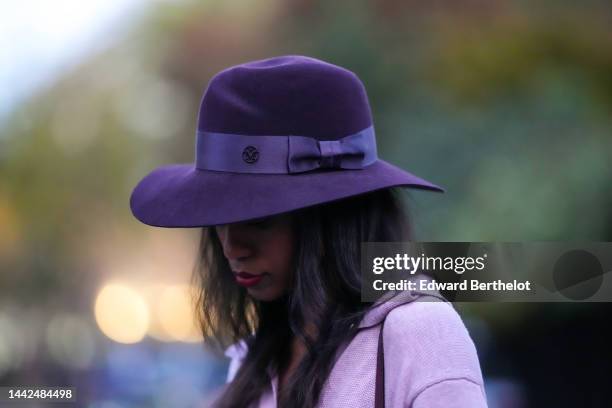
left=197, top=55, right=374, bottom=140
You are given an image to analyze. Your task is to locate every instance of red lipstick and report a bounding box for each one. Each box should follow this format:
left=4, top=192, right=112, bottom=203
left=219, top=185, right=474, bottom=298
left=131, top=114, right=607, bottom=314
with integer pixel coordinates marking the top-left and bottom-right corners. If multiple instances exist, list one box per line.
left=234, top=271, right=265, bottom=287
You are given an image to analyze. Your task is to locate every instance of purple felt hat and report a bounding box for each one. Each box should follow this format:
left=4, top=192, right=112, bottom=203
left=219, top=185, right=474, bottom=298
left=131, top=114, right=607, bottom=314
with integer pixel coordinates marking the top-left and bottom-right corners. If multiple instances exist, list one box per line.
left=130, top=55, right=443, bottom=227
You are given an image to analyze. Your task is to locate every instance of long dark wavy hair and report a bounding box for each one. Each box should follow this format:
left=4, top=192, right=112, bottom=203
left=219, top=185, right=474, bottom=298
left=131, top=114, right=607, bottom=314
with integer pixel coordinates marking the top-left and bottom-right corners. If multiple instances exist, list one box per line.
left=192, top=188, right=412, bottom=407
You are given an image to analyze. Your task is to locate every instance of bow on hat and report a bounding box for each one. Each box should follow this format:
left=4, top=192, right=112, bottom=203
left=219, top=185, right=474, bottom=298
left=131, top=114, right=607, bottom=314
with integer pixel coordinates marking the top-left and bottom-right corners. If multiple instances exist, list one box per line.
left=195, top=126, right=378, bottom=174
left=287, top=127, right=377, bottom=173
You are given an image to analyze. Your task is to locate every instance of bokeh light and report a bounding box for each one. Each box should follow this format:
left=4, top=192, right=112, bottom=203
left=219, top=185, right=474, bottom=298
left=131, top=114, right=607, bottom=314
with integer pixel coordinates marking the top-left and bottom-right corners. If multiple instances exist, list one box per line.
left=156, top=284, right=202, bottom=343
left=0, top=313, right=23, bottom=377
left=94, top=283, right=150, bottom=344
left=46, top=313, right=97, bottom=369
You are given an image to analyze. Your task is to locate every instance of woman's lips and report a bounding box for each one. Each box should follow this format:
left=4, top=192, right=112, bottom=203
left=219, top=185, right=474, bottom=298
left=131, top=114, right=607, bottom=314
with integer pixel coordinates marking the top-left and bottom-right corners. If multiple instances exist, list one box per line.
left=234, top=271, right=266, bottom=287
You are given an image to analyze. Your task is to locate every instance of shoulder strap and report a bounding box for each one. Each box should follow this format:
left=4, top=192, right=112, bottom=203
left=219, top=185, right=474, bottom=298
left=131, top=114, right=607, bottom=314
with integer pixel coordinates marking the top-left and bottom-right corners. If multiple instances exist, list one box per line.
left=374, top=316, right=386, bottom=408
left=409, top=290, right=449, bottom=303
left=374, top=291, right=449, bottom=408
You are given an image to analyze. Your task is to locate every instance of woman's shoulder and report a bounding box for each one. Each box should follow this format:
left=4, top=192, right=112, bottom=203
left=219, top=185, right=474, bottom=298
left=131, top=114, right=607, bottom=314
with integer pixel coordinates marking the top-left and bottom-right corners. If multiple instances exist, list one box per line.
left=384, top=296, right=470, bottom=339
left=382, top=297, right=485, bottom=390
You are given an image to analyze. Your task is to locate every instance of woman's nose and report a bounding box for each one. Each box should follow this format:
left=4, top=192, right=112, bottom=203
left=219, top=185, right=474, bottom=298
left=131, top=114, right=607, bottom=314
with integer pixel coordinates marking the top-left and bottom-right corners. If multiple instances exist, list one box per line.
left=216, top=225, right=253, bottom=261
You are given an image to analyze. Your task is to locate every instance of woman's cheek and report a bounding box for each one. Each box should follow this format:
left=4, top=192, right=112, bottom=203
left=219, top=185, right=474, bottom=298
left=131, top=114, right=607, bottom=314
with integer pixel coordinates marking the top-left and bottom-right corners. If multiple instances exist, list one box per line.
left=265, top=253, right=293, bottom=294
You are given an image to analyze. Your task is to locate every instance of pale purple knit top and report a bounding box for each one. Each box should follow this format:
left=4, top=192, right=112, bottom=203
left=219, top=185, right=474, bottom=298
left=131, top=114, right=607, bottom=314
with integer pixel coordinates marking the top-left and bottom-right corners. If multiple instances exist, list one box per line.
left=223, top=291, right=488, bottom=407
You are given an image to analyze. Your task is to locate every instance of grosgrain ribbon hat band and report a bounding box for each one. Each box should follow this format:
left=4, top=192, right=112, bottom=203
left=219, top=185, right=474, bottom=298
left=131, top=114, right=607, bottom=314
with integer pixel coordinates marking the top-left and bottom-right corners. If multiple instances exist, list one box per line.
left=195, top=126, right=378, bottom=174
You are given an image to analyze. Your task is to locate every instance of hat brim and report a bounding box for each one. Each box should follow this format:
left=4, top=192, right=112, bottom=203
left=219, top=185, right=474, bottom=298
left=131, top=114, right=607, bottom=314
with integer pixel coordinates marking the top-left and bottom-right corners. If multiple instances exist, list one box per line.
left=129, top=160, right=444, bottom=228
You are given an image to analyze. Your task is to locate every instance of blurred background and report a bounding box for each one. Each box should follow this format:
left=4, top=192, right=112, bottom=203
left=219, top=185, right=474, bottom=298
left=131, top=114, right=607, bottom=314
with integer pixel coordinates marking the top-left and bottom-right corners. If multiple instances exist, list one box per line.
left=1, top=0, right=611, bottom=407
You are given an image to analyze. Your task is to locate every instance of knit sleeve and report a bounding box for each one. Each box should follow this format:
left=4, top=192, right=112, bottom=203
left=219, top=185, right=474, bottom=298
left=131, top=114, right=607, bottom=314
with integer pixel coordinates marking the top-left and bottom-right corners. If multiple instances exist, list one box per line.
left=412, top=378, right=487, bottom=408
left=382, top=300, right=488, bottom=407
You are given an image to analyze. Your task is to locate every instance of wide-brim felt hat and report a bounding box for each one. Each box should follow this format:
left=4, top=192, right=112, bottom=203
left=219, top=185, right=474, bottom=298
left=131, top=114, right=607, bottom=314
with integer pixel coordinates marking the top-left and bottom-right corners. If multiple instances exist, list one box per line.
left=130, top=55, right=444, bottom=227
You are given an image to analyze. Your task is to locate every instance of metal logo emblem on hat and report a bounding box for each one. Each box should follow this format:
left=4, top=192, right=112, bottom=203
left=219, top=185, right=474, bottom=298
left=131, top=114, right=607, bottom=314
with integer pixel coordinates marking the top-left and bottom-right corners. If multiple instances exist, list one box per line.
left=130, top=55, right=443, bottom=227
left=242, top=146, right=259, bottom=164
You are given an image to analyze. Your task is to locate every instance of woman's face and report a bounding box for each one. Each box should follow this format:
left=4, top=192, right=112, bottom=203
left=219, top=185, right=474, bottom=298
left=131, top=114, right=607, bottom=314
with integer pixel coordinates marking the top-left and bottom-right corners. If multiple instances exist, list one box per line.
left=215, top=214, right=295, bottom=301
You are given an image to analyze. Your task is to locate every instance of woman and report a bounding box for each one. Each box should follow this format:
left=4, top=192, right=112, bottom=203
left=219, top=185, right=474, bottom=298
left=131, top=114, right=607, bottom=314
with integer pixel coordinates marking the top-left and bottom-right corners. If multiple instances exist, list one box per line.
left=130, top=55, right=487, bottom=407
